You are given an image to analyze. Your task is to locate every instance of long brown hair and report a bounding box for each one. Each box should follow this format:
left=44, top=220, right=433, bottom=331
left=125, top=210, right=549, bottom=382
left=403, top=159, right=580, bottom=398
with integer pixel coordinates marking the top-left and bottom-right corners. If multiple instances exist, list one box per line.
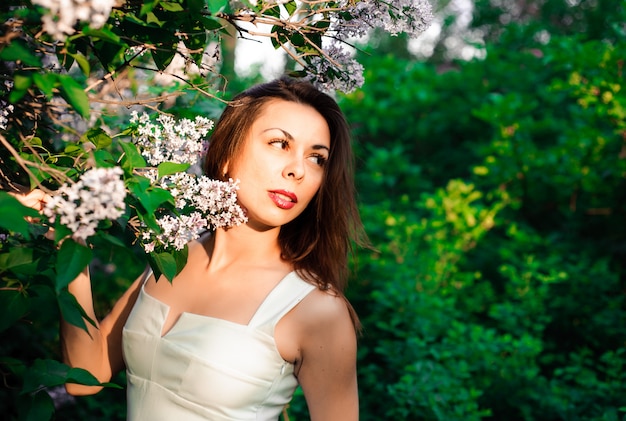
left=204, top=77, right=365, bottom=327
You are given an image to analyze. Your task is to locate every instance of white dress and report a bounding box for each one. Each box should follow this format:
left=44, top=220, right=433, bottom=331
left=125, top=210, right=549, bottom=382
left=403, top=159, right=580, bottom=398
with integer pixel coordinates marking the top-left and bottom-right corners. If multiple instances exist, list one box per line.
left=122, top=271, right=316, bottom=420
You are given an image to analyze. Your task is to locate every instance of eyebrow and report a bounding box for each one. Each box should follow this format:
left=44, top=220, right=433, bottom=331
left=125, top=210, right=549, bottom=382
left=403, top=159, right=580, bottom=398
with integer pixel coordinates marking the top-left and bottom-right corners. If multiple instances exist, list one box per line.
left=264, top=128, right=330, bottom=152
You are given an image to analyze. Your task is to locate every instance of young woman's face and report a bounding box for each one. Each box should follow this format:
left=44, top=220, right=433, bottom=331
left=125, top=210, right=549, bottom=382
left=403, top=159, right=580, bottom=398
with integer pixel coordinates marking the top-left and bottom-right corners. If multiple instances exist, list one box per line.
left=225, top=99, right=331, bottom=231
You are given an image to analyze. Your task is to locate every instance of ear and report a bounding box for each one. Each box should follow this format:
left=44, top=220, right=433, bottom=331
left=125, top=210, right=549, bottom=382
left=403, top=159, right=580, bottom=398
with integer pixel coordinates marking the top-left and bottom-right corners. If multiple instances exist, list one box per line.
left=221, top=162, right=229, bottom=179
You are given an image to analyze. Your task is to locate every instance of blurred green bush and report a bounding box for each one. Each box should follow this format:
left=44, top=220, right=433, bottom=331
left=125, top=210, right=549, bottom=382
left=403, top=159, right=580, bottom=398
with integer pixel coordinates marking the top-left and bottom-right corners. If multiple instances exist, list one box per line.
left=332, top=26, right=625, bottom=421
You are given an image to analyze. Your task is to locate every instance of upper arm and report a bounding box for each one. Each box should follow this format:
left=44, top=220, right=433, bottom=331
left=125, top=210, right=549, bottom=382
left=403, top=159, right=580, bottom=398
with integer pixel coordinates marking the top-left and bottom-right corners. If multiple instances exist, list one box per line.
left=295, top=292, right=359, bottom=421
left=63, top=267, right=148, bottom=395
left=98, top=268, right=150, bottom=374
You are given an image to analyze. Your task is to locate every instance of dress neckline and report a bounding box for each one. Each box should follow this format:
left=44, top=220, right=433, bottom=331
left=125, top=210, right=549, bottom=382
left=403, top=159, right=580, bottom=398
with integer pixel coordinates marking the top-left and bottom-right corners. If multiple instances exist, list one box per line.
left=140, top=271, right=297, bottom=337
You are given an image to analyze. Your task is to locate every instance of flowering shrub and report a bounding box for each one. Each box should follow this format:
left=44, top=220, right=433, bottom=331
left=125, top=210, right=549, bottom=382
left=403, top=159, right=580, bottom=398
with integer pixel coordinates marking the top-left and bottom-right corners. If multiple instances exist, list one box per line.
left=0, top=1, right=433, bottom=419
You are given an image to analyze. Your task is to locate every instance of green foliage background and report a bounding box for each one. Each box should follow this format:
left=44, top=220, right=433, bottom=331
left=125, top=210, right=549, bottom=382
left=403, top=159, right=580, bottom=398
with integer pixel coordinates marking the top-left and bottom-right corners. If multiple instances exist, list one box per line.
left=1, top=0, right=626, bottom=420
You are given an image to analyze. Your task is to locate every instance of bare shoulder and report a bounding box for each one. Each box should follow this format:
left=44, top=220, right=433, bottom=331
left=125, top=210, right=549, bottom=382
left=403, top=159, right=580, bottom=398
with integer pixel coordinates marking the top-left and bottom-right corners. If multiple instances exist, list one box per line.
left=293, top=287, right=355, bottom=336
left=180, top=233, right=212, bottom=264
left=289, top=286, right=359, bottom=420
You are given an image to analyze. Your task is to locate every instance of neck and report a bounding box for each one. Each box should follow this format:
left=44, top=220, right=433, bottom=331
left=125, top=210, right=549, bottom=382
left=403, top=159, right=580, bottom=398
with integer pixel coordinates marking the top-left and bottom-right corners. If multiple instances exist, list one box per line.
left=206, top=224, right=283, bottom=271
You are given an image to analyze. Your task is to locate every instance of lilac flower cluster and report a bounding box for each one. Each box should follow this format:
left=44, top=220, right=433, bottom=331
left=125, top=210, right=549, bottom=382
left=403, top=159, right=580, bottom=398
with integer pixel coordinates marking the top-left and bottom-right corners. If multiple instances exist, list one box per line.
left=305, top=42, right=365, bottom=94
left=42, top=112, right=247, bottom=249
left=308, top=0, right=433, bottom=93
left=334, top=0, right=434, bottom=38
left=0, top=100, right=13, bottom=130
left=129, top=111, right=214, bottom=166
left=43, top=167, right=126, bottom=241
left=31, top=0, right=115, bottom=41
left=130, top=114, right=247, bottom=252
left=141, top=172, right=247, bottom=252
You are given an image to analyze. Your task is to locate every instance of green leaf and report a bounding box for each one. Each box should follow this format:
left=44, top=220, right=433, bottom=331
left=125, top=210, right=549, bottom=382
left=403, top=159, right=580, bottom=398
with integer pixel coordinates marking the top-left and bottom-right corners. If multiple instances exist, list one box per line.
left=207, top=0, right=228, bottom=13
left=12, top=73, right=32, bottom=91
left=284, top=0, right=297, bottom=15
left=161, top=1, right=184, bottom=12
left=8, top=73, right=31, bottom=102
left=53, top=221, right=72, bottom=243
left=93, top=149, right=116, bottom=168
left=0, top=289, right=29, bottom=333
left=151, top=47, right=176, bottom=70
left=32, top=72, right=58, bottom=99
left=0, top=356, right=25, bottom=377
left=157, top=162, right=190, bottom=178
left=173, top=245, right=188, bottom=275
left=22, top=359, right=103, bottom=393
left=55, top=240, right=92, bottom=292
left=189, top=0, right=206, bottom=13
left=149, top=251, right=177, bottom=282
left=146, top=11, right=164, bottom=26
left=78, top=26, right=122, bottom=44
left=68, top=52, right=91, bottom=76
left=119, top=140, right=147, bottom=171
left=97, top=232, right=127, bottom=248
left=64, top=144, right=83, bottom=156
left=67, top=367, right=123, bottom=388
left=264, top=4, right=281, bottom=18
left=140, top=0, right=161, bottom=16
left=16, top=390, right=54, bottom=421
left=199, top=16, right=224, bottom=31
left=81, top=127, right=113, bottom=150
left=130, top=183, right=173, bottom=215
left=57, top=289, right=91, bottom=332
left=22, top=359, right=71, bottom=393
left=0, top=40, right=42, bottom=66
left=290, top=33, right=305, bottom=47
left=0, top=191, right=41, bottom=238
left=0, top=246, right=34, bottom=271
left=57, top=75, right=90, bottom=118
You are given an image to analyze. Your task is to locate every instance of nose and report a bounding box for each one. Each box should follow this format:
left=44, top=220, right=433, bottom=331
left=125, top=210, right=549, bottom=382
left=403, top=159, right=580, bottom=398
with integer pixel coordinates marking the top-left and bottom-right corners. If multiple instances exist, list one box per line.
left=283, top=156, right=305, bottom=181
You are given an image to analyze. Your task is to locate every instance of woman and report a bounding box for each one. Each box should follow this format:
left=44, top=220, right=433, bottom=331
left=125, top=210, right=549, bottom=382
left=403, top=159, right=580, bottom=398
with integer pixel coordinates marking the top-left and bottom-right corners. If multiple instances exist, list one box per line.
left=50, top=77, right=365, bottom=420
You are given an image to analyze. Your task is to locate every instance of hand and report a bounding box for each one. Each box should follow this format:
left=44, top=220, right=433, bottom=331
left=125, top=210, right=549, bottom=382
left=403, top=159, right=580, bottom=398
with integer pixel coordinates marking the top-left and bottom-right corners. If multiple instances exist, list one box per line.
left=12, top=188, right=50, bottom=213
left=10, top=188, right=55, bottom=240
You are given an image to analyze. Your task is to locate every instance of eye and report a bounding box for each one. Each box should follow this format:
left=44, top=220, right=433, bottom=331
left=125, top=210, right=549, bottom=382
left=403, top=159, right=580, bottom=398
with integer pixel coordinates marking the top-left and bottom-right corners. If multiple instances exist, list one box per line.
left=269, top=139, right=289, bottom=149
left=309, top=153, right=328, bottom=167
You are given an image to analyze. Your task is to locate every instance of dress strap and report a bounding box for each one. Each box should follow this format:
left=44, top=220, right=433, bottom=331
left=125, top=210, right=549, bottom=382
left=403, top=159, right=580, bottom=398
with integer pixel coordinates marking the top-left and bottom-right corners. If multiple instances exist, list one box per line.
left=140, top=267, right=154, bottom=286
left=248, top=272, right=316, bottom=332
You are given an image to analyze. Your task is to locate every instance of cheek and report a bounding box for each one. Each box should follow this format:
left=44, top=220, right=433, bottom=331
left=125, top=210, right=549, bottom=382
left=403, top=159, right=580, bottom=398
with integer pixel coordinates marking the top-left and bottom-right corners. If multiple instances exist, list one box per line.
left=304, top=175, right=324, bottom=199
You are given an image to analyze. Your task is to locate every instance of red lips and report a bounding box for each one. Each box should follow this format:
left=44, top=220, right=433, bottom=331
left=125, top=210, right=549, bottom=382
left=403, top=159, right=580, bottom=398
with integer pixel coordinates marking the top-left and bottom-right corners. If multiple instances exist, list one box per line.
left=268, top=190, right=298, bottom=210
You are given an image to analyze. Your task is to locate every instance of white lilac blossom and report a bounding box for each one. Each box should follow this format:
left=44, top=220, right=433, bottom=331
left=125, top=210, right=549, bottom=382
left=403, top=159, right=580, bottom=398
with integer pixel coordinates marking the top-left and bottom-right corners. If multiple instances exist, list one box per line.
left=125, top=45, right=149, bottom=58
left=333, top=0, right=434, bottom=39
left=41, top=111, right=246, bottom=250
left=129, top=111, right=214, bottom=166
left=0, top=100, right=13, bottom=130
left=129, top=113, right=246, bottom=252
left=306, top=42, right=365, bottom=93
left=32, top=0, right=115, bottom=42
left=141, top=175, right=247, bottom=252
left=43, top=167, right=126, bottom=241
left=309, top=0, right=432, bottom=92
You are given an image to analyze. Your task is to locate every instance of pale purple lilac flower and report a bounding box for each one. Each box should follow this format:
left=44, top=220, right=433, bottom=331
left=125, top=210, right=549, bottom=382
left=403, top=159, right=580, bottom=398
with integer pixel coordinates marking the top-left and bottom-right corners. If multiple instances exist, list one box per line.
left=43, top=167, right=126, bottom=241
left=141, top=176, right=247, bottom=252
left=0, top=100, right=13, bottom=130
left=306, top=41, right=365, bottom=94
left=130, top=113, right=247, bottom=252
left=332, top=0, right=434, bottom=39
left=31, top=0, right=115, bottom=41
left=129, top=111, right=214, bottom=167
